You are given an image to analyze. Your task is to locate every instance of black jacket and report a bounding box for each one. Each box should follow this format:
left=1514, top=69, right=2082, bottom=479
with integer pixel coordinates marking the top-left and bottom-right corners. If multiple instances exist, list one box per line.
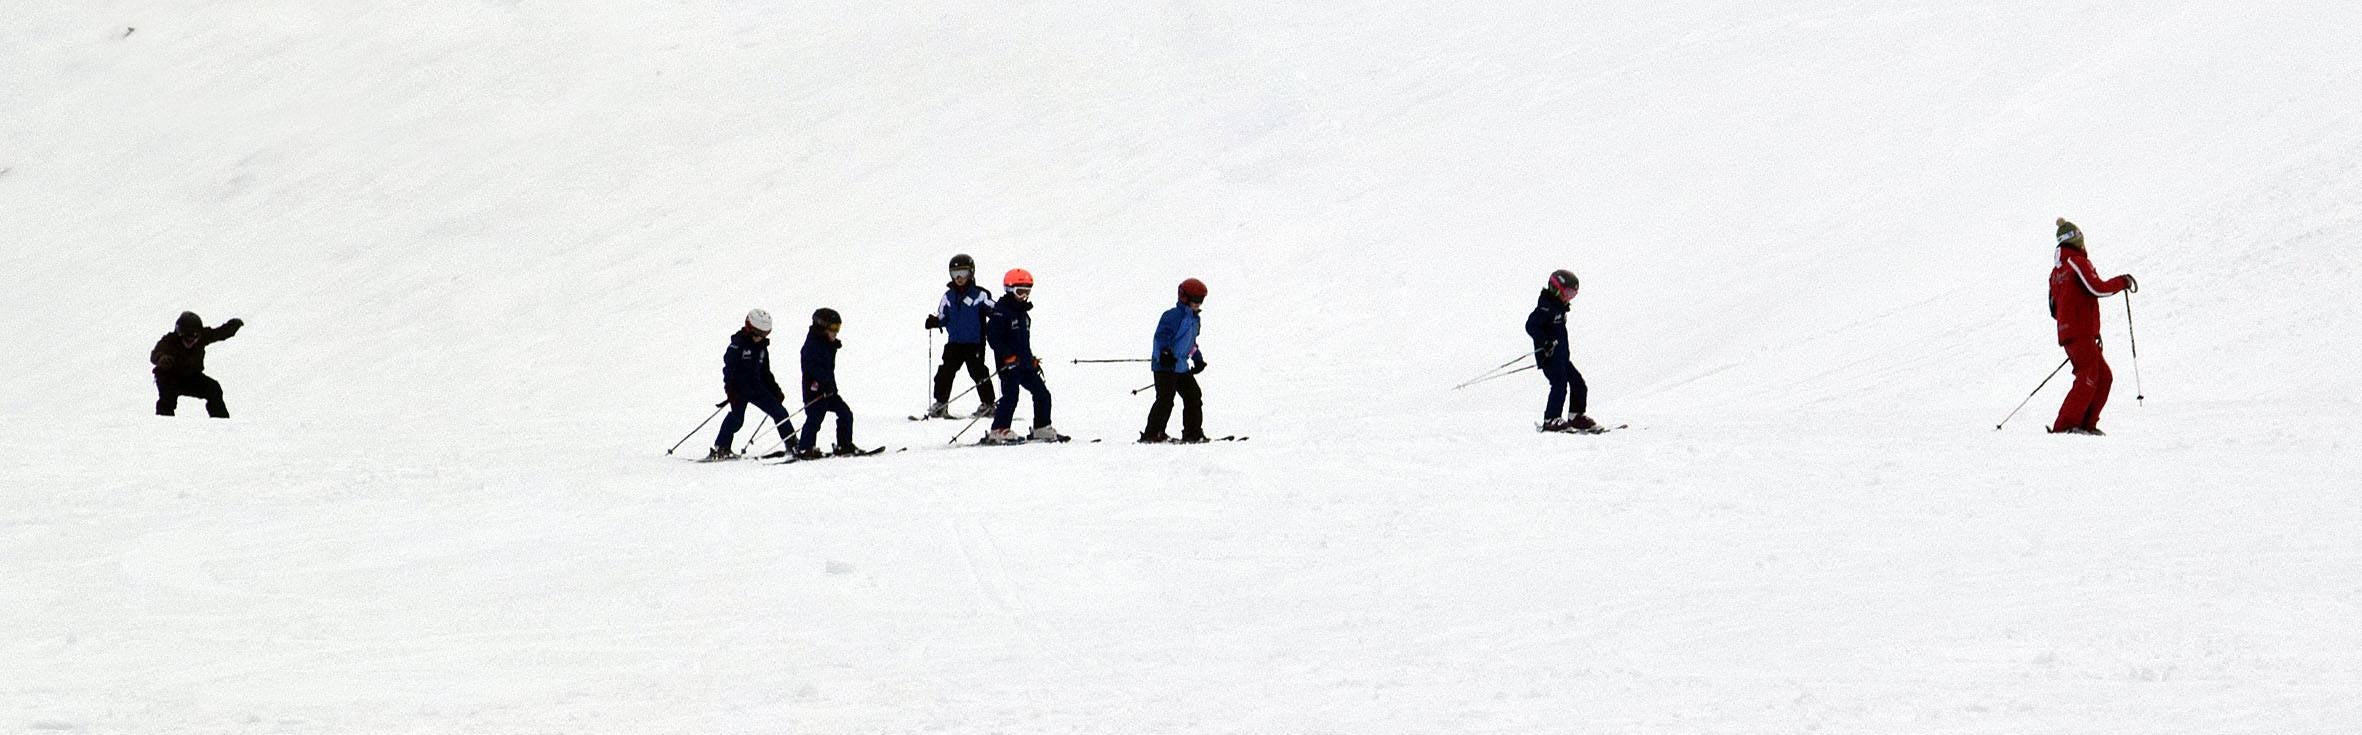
left=150, top=318, right=242, bottom=375
left=1522, top=291, right=1570, bottom=366
left=800, top=326, right=841, bottom=398
left=722, top=329, right=785, bottom=400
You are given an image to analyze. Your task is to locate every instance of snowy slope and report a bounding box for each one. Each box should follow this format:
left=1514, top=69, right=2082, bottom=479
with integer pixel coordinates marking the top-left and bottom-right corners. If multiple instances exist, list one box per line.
left=5, top=2, right=2360, bottom=733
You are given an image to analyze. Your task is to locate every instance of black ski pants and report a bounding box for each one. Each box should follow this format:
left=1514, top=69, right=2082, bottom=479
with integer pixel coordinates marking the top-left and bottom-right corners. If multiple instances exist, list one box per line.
left=716, top=393, right=794, bottom=452
left=1542, top=359, right=1586, bottom=421
left=156, top=371, right=228, bottom=418
left=991, top=365, right=1051, bottom=431
left=797, top=394, right=854, bottom=452
left=1142, top=371, right=1203, bottom=439
left=934, top=342, right=996, bottom=405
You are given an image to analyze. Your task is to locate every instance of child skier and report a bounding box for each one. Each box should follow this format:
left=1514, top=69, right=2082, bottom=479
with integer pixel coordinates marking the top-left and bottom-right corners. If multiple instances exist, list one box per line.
left=924, top=253, right=997, bottom=418
left=2047, top=218, right=2138, bottom=435
left=1525, top=270, right=1598, bottom=432
left=150, top=311, right=244, bottom=418
left=1140, top=278, right=1210, bottom=443
left=796, top=308, right=868, bottom=459
left=709, top=308, right=794, bottom=460
left=984, top=268, right=1063, bottom=444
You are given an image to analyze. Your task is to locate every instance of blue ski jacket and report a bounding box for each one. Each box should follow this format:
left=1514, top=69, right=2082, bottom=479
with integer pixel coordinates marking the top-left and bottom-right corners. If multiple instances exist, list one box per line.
left=1150, top=302, right=1205, bottom=374
left=723, top=329, right=784, bottom=399
left=986, top=293, right=1036, bottom=369
left=935, top=283, right=996, bottom=345
left=1524, top=290, right=1571, bottom=367
left=800, top=326, right=841, bottom=399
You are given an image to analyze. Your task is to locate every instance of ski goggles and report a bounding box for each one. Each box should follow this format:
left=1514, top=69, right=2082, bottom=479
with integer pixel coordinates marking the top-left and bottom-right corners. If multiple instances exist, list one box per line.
left=1553, top=283, right=1579, bottom=301
left=1010, top=286, right=1032, bottom=296
left=949, top=269, right=973, bottom=280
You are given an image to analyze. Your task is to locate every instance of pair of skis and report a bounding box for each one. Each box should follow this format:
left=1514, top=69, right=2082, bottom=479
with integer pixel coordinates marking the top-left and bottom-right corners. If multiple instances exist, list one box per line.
left=1137, top=435, right=1250, bottom=444
left=1540, top=423, right=1627, bottom=435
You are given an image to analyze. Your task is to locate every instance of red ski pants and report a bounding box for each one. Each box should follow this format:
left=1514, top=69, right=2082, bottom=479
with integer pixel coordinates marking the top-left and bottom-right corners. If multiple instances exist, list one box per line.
left=2051, top=336, right=2113, bottom=433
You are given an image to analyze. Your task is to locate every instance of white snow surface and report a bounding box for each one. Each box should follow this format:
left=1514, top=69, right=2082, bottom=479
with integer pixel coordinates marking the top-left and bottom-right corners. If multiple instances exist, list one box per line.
left=5, top=2, right=2361, bottom=733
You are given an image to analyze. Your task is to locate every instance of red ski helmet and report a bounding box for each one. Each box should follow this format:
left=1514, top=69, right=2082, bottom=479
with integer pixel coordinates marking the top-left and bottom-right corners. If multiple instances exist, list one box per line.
left=1003, top=268, right=1034, bottom=289
left=1178, top=278, right=1207, bottom=304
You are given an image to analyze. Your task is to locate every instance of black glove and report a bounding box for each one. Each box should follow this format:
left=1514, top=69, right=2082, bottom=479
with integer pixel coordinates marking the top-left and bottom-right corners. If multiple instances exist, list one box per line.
left=1157, top=349, right=1177, bottom=372
left=225, top=318, right=244, bottom=329
left=1189, top=360, right=1207, bottom=375
left=925, top=315, right=943, bottom=330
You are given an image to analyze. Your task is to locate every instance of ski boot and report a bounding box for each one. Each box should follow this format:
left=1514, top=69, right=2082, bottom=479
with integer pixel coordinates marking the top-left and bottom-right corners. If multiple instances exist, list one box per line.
left=1029, top=425, right=1068, bottom=442
left=1138, top=431, right=1171, bottom=444
left=703, top=446, right=738, bottom=461
left=794, top=447, right=827, bottom=461
left=831, top=442, right=870, bottom=457
left=972, top=402, right=997, bottom=418
left=925, top=401, right=953, bottom=419
left=982, top=428, right=1023, bottom=445
left=1176, top=430, right=1210, bottom=444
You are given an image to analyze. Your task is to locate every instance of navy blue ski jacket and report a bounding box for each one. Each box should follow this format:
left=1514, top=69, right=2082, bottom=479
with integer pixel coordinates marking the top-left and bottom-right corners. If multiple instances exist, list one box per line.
left=935, top=283, right=996, bottom=345
left=986, top=293, right=1037, bottom=368
left=723, top=330, right=784, bottom=399
left=800, top=326, right=841, bottom=398
left=1523, top=290, right=1571, bottom=367
left=1150, top=302, right=1205, bottom=373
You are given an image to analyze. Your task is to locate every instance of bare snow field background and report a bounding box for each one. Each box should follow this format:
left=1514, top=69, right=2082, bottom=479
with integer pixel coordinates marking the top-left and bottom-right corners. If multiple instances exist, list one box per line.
left=4, top=2, right=2359, bottom=733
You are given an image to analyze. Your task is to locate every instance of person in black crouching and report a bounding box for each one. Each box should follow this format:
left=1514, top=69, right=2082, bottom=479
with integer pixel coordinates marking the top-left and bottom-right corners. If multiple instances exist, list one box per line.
left=151, top=311, right=244, bottom=418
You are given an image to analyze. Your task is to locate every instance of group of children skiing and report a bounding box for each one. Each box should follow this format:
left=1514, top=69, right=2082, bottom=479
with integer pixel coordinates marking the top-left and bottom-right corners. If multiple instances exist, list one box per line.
left=151, top=220, right=2140, bottom=446
left=697, top=254, right=1213, bottom=461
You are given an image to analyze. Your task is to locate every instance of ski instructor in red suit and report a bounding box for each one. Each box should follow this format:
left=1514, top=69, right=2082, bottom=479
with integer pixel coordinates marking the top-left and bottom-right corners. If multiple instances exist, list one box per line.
left=2048, top=218, right=2138, bottom=435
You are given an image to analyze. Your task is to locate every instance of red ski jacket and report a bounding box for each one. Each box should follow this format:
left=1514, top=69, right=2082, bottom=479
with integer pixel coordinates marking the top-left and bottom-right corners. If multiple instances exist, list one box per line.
left=2049, top=246, right=2131, bottom=345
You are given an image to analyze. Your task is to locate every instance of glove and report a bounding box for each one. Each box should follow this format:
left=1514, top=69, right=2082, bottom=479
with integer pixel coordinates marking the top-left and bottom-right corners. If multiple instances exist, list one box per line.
left=1157, top=349, right=1176, bottom=372
left=225, top=318, right=244, bottom=329
left=2122, top=275, right=2139, bottom=294
left=1002, top=355, right=1017, bottom=367
left=1189, top=360, right=1207, bottom=375
left=925, top=315, right=943, bottom=330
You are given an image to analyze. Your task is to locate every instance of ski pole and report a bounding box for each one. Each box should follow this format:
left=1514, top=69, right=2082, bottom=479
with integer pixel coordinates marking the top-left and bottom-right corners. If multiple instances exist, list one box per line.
left=2125, top=293, right=2144, bottom=405
left=1072, top=358, right=1151, bottom=364
left=666, top=401, right=729, bottom=455
left=926, top=328, right=936, bottom=408
left=950, top=406, right=991, bottom=444
left=1455, top=363, right=1539, bottom=390
left=1995, top=357, right=2072, bottom=430
left=1452, top=343, right=1552, bottom=390
left=1130, top=382, right=1156, bottom=395
left=942, top=365, right=1010, bottom=406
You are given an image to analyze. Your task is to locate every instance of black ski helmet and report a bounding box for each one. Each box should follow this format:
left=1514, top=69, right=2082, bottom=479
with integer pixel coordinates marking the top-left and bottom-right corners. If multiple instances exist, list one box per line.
left=1547, top=269, right=1580, bottom=301
left=812, top=307, right=842, bottom=328
left=949, top=254, right=976, bottom=274
left=175, top=311, right=204, bottom=337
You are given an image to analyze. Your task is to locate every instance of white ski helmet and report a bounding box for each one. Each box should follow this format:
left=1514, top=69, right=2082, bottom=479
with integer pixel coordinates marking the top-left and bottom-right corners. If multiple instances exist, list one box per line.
left=745, top=308, right=774, bottom=333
